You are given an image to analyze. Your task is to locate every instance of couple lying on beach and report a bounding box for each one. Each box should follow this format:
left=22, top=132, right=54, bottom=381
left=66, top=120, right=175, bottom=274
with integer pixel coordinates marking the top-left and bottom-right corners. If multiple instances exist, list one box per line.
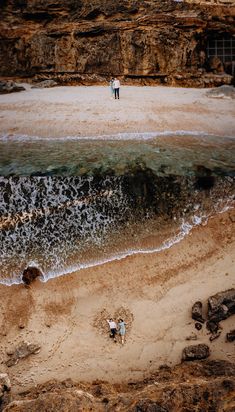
left=107, top=318, right=126, bottom=344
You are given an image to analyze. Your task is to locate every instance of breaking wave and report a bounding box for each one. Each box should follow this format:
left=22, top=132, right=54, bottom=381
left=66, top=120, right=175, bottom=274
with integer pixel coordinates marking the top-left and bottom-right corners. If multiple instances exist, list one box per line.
left=0, top=132, right=234, bottom=285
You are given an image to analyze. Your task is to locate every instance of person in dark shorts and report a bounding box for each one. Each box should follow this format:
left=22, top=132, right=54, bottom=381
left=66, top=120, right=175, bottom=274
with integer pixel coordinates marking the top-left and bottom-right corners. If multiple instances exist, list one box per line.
left=107, top=318, right=117, bottom=342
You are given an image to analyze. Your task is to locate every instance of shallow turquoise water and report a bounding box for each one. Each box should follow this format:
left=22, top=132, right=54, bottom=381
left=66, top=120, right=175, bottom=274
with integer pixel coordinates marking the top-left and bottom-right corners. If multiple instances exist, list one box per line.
left=0, top=132, right=234, bottom=285
left=0, top=132, right=234, bottom=177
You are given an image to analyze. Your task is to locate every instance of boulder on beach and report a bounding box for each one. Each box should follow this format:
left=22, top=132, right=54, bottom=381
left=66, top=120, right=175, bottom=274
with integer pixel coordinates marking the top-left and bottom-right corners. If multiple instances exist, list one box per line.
left=0, top=80, right=25, bottom=94
left=0, top=373, right=11, bottom=396
left=226, top=330, right=235, bottom=343
left=31, top=80, right=57, bottom=89
left=6, top=342, right=41, bottom=367
left=182, top=344, right=210, bottom=361
left=206, top=85, right=235, bottom=99
left=207, top=288, right=235, bottom=324
left=192, top=301, right=204, bottom=323
left=0, top=373, right=11, bottom=409
left=22, top=266, right=42, bottom=285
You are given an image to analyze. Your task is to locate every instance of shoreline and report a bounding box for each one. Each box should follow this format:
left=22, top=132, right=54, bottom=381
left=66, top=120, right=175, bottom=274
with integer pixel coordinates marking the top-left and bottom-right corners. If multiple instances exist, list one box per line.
left=0, top=84, right=234, bottom=395
left=1, top=199, right=234, bottom=287
left=0, top=208, right=234, bottom=391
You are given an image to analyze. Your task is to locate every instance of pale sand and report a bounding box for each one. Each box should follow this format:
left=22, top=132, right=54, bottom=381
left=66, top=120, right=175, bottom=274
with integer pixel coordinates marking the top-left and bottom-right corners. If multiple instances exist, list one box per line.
left=0, top=85, right=234, bottom=392
left=0, top=85, right=234, bottom=138
left=0, top=209, right=234, bottom=392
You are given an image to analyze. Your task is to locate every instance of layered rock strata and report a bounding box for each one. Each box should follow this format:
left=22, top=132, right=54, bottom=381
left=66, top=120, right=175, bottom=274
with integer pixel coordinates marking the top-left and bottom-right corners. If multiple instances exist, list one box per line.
left=0, top=0, right=235, bottom=86
left=1, top=360, right=235, bottom=411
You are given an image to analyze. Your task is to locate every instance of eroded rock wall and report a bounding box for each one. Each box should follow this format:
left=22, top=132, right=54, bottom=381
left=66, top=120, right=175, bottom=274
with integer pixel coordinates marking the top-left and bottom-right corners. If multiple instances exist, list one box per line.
left=0, top=0, right=235, bottom=86
left=1, top=361, right=235, bottom=412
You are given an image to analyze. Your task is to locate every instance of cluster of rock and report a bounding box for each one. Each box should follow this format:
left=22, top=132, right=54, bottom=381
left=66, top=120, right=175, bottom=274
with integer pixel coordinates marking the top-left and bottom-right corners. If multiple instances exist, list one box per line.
left=0, top=81, right=25, bottom=94
left=1, top=360, right=235, bottom=411
left=0, top=0, right=234, bottom=87
left=207, top=289, right=235, bottom=341
left=181, top=288, right=235, bottom=363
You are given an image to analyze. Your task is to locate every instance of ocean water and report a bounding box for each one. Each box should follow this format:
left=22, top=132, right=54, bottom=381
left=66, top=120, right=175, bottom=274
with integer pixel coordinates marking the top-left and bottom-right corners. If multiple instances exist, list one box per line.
left=0, top=132, right=234, bottom=285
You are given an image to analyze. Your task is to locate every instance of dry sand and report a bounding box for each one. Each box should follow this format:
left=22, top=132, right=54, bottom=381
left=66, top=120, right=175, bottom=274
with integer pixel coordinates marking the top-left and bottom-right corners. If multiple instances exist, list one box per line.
left=0, top=85, right=234, bottom=138
left=0, top=85, right=234, bottom=392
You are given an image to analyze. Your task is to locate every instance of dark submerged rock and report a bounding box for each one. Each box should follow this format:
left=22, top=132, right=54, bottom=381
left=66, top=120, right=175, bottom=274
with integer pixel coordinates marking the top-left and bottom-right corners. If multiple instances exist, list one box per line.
left=182, top=344, right=210, bottom=361
left=22, top=266, right=42, bottom=285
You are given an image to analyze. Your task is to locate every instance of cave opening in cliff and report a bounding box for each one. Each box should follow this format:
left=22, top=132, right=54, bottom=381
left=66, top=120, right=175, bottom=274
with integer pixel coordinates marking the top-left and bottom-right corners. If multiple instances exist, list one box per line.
left=206, top=33, right=235, bottom=75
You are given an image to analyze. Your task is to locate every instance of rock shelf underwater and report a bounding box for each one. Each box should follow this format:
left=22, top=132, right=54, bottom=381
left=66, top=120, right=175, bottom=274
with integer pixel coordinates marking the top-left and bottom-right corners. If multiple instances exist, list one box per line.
left=0, top=133, right=234, bottom=285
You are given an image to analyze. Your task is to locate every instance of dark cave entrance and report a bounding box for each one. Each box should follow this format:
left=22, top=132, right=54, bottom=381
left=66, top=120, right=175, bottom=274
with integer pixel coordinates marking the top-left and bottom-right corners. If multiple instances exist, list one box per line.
left=206, top=33, right=235, bottom=75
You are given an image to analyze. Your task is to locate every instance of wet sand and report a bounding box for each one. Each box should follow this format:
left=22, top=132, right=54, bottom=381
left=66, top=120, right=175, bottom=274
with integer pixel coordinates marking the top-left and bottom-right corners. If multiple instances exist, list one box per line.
left=0, top=85, right=234, bottom=392
left=0, top=209, right=234, bottom=392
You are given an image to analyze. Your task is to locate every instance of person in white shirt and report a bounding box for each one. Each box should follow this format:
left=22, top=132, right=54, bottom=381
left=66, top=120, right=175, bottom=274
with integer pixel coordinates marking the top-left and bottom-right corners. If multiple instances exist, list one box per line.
left=107, top=318, right=117, bottom=341
left=113, top=78, right=120, bottom=99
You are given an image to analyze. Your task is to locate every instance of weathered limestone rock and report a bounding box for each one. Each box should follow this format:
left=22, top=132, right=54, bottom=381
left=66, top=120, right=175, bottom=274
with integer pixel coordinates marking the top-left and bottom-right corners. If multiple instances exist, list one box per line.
left=22, top=266, right=42, bottom=285
left=207, top=288, right=235, bottom=324
left=131, top=401, right=168, bottom=411
left=0, top=374, right=11, bottom=411
left=6, top=342, right=41, bottom=367
left=3, top=391, right=97, bottom=412
left=192, top=301, right=204, bottom=323
left=31, top=80, right=58, bottom=88
left=0, top=81, right=25, bottom=94
left=206, top=85, right=235, bottom=99
left=182, top=344, right=210, bottom=361
left=0, top=0, right=234, bottom=87
left=0, top=374, right=11, bottom=397
left=2, top=360, right=235, bottom=411
left=209, top=56, right=224, bottom=74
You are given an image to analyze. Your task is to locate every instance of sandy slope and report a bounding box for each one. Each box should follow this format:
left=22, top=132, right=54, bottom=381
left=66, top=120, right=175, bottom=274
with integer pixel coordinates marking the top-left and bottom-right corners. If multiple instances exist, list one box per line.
left=0, top=85, right=234, bottom=138
left=0, top=209, right=234, bottom=393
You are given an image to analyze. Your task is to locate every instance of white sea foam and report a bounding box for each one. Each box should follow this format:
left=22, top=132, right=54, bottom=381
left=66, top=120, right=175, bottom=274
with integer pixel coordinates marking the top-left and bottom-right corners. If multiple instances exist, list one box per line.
left=34, top=215, right=206, bottom=283
left=0, top=131, right=234, bottom=142
left=1, top=200, right=234, bottom=287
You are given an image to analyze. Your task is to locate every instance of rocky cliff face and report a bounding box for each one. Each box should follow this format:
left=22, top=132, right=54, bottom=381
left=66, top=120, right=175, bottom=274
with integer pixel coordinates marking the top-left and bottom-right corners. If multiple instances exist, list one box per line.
left=1, top=360, right=235, bottom=411
left=0, top=0, right=235, bottom=86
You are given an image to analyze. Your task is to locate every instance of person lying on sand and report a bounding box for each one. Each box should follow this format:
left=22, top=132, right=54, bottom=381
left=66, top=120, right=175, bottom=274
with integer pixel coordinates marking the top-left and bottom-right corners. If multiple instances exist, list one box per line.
left=118, top=319, right=126, bottom=345
left=107, top=319, right=117, bottom=342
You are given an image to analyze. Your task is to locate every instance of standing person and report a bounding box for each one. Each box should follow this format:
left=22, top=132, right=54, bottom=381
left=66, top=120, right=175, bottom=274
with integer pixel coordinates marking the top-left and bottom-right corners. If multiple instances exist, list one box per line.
left=107, top=318, right=117, bottom=342
left=113, top=77, right=120, bottom=99
left=109, top=77, right=114, bottom=97
left=118, top=319, right=126, bottom=345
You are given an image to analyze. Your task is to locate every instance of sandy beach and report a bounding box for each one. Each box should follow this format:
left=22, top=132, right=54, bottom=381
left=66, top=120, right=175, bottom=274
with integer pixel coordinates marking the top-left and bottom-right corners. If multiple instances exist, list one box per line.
left=0, top=85, right=234, bottom=395
left=0, top=85, right=234, bottom=138
left=0, top=208, right=234, bottom=392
